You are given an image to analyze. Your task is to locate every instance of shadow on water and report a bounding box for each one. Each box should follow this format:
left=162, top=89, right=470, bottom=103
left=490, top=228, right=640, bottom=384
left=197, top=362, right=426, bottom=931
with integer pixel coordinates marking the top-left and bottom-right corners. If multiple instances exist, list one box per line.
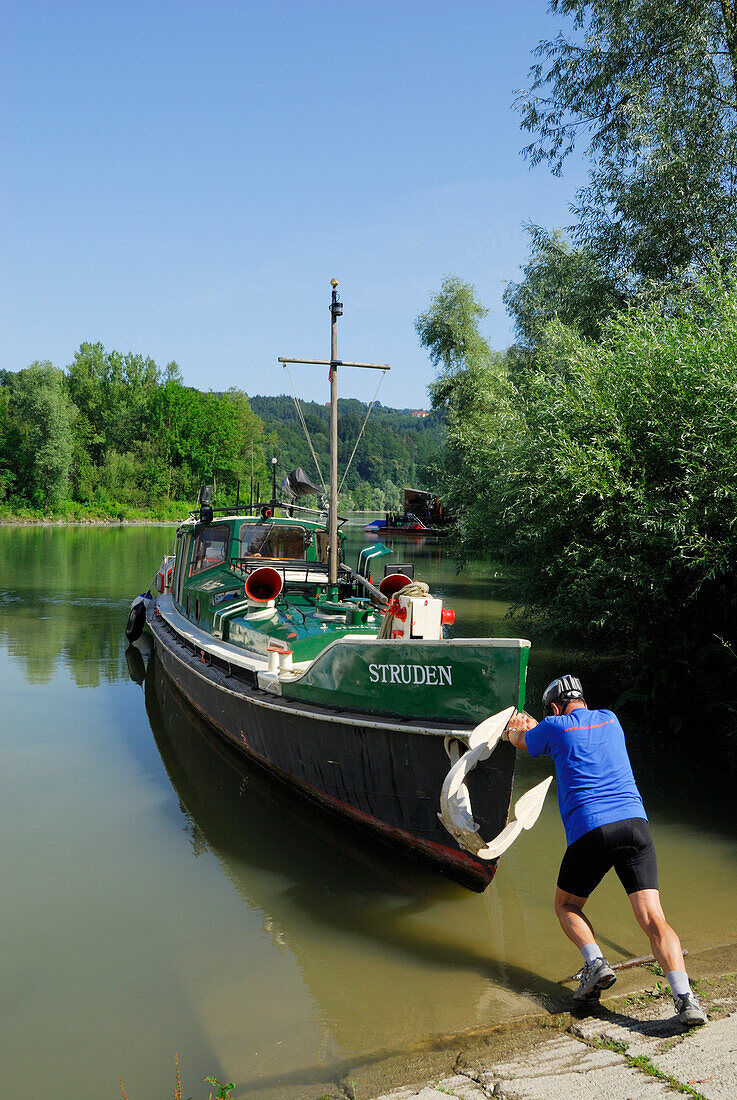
left=142, top=653, right=569, bottom=1006
left=137, top=650, right=577, bottom=1095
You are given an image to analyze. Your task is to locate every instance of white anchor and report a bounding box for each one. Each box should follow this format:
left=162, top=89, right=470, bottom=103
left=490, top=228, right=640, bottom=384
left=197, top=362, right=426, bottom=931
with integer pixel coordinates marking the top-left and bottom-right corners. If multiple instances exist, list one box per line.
left=438, top=707, right=553, bottom=860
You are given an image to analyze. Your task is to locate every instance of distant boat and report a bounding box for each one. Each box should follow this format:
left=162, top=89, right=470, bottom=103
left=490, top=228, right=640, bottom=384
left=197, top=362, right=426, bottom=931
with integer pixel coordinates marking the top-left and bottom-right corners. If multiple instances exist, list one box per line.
left=363, top=511, right=446, bottom=536
left=403, top=487, right=453, bottom=528
left=126, top=283, right=531, bottom=890
left=364, top=488, right=453, bottom=537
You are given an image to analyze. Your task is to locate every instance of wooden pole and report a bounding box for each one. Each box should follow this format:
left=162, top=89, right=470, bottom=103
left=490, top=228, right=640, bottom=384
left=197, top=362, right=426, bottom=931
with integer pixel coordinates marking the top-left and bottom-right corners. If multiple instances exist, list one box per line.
left=329, top=279, right=342, bottom=589
left=277, top=283, right=390, bottom=591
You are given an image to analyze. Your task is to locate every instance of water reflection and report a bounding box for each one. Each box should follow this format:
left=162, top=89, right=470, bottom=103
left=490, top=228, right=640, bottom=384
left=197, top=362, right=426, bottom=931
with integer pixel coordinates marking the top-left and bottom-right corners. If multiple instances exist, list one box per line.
left=0, top=524, right=734, bottom=1100
left=125, top=636, right=152, bottom=685
left=142, top=653, right=567, bottom=1094
left=0, top=525, right=174, bottom=686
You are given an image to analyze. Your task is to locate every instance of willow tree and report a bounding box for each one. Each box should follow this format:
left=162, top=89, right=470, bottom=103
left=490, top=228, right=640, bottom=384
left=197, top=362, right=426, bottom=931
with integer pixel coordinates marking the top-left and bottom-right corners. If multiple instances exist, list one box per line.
left=517, top=1, right=737, bottom=284
left=415, top=276, right=519, bottom=555
left=503, top=226, right=628, bottom=348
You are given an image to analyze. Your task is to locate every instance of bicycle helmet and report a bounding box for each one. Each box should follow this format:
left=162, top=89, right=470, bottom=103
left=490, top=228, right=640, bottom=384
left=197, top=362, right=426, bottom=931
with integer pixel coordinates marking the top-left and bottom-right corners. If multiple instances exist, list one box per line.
left=541, top=674, right=584, bottom=717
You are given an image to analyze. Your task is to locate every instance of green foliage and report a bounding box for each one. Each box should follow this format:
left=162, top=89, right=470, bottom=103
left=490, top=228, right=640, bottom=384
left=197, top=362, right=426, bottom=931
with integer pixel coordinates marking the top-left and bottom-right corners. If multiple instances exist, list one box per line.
left=415, top=274, right=492, bottom=376
left=413, top=276, right=513, bottom=537
left=250, top=395, right=443, bottom=510
left=4, top=362, right=76, bottom=510
left=1, top=342, right=444, bottom=518
left=491, top=277, right=737, bottom=652
left=516, top=1, right=737, bottom=292
left=1, top=343, right=273, bottom=515
left=149, top=381, right=269, bottom=502
left=503, top=227, right=627, bottom=346
left=587, top=1036, right=707, bottom=1099
left=422, top=270, right=737, bottom=718
left=626, top=1053, right=708, bottom=1099
left=204, top=1077, right=235, bottom=1099
left=67, top=342, right=163, bottom=464
left=491, top=5, right=737, bottom=726
left=0, top=375, right=16, bottom=502
left=118, top=1056, right=234, bottom=1100
left=594, top=1037, right=629, bottom=1055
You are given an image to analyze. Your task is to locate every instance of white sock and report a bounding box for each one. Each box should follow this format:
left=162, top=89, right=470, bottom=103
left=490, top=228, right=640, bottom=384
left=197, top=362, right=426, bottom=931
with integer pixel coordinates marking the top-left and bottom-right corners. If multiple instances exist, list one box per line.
left=581, top=943, right=603, bottom=966
left=666, top=970, right=691, bottom=997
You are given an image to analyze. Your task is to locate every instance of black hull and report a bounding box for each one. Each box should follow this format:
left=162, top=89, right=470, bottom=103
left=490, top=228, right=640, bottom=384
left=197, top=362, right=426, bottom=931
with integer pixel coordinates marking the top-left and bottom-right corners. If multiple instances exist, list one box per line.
left=148, top=612, right=516, bottom=890
left=145, top=655, right=459, bottom=898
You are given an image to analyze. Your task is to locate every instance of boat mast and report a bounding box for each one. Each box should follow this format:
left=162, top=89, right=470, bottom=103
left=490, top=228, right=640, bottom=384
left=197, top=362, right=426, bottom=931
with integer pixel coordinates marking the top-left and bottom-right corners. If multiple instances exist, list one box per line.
left=329, top=279, right=342, bottom=588
left=278, top=280, right=391, bottom=594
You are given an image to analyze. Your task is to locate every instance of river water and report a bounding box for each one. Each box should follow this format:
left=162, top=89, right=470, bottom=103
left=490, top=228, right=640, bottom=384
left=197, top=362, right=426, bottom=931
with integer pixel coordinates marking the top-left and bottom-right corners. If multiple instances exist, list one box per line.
left=1, top=523, right=736, bottom=1099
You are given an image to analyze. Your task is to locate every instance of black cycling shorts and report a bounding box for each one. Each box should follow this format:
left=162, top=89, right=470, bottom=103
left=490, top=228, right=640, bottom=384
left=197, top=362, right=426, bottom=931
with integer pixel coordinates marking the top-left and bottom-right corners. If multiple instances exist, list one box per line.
left=557, top=817, right=658, bottom=899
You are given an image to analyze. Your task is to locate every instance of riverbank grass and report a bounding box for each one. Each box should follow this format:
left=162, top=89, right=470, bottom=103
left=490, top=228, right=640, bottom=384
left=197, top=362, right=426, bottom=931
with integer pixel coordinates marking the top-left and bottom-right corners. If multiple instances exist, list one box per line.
left=0, top=500, right=186, bottom=523
left=118, top=1055, right=234, bottom=1100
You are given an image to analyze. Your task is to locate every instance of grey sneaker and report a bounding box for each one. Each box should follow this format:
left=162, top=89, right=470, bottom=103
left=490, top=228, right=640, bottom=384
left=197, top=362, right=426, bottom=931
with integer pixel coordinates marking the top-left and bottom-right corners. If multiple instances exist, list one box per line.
left=674, top=992, right=707, bottom=1027
left=573, top=957, right=617, bottom=1001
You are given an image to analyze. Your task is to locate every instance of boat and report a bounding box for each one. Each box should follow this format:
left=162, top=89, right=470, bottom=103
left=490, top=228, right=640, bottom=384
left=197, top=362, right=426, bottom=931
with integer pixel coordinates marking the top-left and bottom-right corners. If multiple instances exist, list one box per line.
left=403, top=487, right=453, bottom=529
left=363, top=489, right=453, bottom=537
left=363, top=510, right=445, bottom=536
left=127, top=281, right=542, bottom=891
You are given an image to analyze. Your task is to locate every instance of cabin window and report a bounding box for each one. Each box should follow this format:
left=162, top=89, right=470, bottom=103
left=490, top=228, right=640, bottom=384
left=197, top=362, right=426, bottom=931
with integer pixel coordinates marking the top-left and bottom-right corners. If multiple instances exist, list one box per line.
left=240, top=523, right=308, bottom=560
left=189, top=524, right=230, bottom=575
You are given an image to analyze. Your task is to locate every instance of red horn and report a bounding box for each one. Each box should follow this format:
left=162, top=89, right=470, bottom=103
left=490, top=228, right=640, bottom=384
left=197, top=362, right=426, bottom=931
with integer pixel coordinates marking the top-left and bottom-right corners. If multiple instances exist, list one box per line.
left=379, top=572, right=412, bottom=599
left=245, top=567, right=283, bottom=603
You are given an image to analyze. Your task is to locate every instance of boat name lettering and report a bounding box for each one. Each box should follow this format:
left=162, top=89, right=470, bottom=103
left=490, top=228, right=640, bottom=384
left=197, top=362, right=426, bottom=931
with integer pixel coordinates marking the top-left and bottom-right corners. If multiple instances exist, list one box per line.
left=368, top=663, right=452, bottom=686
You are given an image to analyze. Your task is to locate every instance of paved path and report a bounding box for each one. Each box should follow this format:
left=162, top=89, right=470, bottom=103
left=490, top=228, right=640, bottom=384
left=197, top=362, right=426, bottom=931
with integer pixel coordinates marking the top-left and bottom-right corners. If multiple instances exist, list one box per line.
left=369, top=997, right=737, bottom=1100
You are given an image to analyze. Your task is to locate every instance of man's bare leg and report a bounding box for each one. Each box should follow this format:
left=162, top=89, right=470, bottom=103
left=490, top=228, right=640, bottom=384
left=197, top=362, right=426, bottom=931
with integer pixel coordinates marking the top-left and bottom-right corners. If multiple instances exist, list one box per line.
left=554, top=887, right=597, bottom=947
left=628, top=888, right=685, bottom=973
left=628, top=888, right=706, bottom=1025
left=555, top=887, right=617, bottom=998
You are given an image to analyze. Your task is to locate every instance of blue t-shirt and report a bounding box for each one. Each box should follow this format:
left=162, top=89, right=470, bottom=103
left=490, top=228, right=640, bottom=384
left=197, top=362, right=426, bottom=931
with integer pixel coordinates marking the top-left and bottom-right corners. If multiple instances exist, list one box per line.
left=525, top=707, right=646, bottom=846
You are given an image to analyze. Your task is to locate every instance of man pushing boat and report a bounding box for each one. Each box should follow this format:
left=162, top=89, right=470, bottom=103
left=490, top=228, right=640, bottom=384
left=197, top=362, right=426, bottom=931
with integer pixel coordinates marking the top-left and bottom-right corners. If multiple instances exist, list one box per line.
left=506, top=675, right=707, bottom=1027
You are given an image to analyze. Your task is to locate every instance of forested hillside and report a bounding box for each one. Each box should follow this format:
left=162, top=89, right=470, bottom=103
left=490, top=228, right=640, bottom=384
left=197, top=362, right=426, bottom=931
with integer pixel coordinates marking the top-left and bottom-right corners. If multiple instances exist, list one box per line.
left=251, top=395, right=443, bottom=510
left=0, top=344, right=443, bottom=518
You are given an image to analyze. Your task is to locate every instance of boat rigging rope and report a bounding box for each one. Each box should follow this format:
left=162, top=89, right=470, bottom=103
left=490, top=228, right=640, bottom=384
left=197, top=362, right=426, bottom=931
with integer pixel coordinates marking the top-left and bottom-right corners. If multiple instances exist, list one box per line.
left=377, top=580, right=429, bottom=638
left=282, top=362, right=387, bottom=501
left=338, top=369, right=388, bottom=493
left=282, top=364, right=327, bottom=492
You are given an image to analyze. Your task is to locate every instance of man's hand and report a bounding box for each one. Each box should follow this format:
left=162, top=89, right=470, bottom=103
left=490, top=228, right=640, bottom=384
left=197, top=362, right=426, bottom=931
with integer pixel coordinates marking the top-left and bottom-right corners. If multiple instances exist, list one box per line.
left=504, top=711, right=537, bottom=751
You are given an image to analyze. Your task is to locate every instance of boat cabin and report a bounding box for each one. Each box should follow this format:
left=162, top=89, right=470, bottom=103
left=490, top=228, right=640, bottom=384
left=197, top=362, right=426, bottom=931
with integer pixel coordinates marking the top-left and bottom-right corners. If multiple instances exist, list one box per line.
left=171, top=511, right=379, bottom=663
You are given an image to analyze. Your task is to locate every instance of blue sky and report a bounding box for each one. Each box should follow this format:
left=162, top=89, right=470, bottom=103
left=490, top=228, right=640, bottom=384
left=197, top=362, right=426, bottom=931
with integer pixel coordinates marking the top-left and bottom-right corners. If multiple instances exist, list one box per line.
left=2, top=0, right=588, bottom=407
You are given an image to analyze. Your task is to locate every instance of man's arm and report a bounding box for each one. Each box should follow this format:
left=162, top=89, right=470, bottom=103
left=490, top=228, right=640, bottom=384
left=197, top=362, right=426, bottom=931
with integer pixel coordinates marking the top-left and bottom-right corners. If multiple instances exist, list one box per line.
left=505, top=711, right=538, bottom=752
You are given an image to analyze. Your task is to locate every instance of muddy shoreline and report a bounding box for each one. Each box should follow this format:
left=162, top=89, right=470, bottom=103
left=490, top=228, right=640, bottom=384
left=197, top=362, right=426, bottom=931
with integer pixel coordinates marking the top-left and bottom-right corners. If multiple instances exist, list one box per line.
left=338, top=942, right=737, bottom=1100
